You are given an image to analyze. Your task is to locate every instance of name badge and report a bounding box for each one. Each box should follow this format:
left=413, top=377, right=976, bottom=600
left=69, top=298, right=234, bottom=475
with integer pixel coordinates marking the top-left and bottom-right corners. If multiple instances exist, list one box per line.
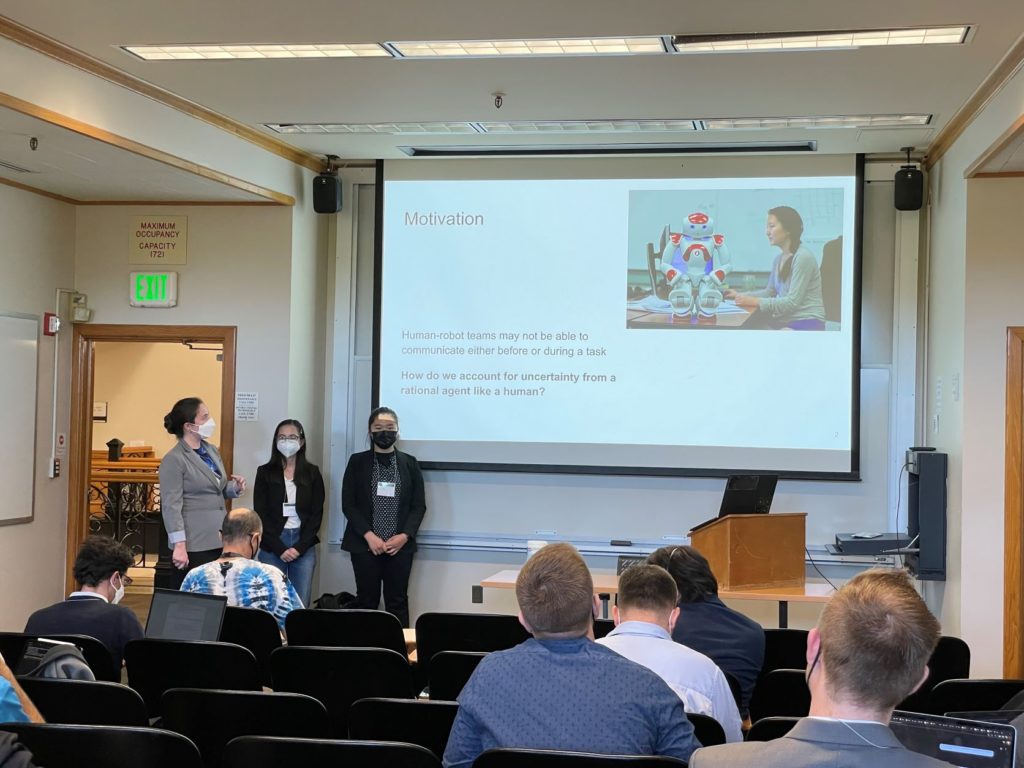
left=283, top=503, right=298, bottom=518
left=376, top=481, right=396, bottom=498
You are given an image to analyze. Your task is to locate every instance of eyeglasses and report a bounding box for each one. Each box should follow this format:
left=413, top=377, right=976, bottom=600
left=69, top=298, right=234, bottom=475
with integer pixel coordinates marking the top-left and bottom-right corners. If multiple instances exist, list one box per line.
left=117, top=574, right=133, bottom=587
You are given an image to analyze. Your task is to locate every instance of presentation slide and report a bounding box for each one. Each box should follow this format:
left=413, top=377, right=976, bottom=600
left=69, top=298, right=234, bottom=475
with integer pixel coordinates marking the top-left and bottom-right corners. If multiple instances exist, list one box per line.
left=378, top=169, right=859, bottom=476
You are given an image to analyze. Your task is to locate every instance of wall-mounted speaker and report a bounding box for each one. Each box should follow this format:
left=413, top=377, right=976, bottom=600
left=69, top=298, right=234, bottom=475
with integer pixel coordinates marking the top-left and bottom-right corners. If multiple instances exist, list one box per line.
left=906, top=449, right=946, bottom=581
left=313, top=172, right=342, bottom=214
left=894, top=166, right=924, bottom=211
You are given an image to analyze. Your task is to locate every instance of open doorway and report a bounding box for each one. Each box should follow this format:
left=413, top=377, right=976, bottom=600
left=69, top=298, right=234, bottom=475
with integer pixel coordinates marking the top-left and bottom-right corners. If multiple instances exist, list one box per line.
left=67, top=325, right=236, bottom=625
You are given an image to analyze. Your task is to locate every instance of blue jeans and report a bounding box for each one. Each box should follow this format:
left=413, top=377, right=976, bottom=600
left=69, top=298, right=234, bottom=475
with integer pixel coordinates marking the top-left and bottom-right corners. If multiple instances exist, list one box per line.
left=259, top=528, right=316, bottom=607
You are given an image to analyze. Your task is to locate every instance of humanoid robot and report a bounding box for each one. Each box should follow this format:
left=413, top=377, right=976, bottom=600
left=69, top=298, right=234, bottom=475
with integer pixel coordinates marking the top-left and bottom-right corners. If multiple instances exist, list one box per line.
left=657, top=211, right=731, bottom=317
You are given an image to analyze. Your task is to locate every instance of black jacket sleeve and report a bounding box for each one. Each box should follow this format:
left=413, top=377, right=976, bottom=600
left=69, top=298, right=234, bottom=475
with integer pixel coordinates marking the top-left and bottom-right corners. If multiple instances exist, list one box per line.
left=401, top=454, right=427, bottom=539
left=296, top=465, right=325, bottom=555
left=253, top=465, right=286, bottom=557
left=341, top=454, right=372, bottom=539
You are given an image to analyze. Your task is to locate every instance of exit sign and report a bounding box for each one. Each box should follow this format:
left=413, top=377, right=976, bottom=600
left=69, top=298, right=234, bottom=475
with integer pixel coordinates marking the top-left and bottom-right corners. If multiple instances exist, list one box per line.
left=129, top=271, right=178, bottom=307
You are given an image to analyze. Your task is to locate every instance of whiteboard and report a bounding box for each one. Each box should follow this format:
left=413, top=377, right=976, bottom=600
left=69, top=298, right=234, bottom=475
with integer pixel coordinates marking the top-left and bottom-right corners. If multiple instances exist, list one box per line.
left=0, top=313, right=39, bottom=525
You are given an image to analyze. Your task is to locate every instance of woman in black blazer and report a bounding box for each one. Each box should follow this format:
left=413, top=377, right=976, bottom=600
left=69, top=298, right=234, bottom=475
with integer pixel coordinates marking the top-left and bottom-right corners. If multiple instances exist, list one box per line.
left=253, top=418, right=325, bottom=607
left=341, top=407, right=426, bottom=627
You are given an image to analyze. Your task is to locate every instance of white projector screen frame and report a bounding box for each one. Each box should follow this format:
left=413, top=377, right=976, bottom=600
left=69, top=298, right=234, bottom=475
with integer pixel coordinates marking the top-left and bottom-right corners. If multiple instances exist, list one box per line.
left=374, top=156, right=863, bottom=480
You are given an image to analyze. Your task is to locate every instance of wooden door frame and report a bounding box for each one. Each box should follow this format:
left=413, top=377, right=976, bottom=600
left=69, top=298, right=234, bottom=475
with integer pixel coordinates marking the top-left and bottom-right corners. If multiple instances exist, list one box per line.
left=1005, top=327, right=1024, bottom=676
left=65, top=324, right=236, bottom=593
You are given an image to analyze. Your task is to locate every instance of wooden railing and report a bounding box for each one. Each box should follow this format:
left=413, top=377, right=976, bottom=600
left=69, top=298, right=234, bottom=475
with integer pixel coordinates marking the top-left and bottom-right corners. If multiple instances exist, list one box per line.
left=90, top=452, right=162, bottom=566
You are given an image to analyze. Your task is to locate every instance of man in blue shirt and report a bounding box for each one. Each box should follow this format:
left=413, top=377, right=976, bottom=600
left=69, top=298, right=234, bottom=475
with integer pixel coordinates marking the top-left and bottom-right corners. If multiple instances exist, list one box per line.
left=648, top=546, right=765, bottom=717
left=443, top=543, right=698, bottom=768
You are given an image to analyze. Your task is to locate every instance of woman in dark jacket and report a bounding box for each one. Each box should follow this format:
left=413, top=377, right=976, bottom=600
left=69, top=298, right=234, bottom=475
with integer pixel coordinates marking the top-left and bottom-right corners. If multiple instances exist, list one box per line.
left=341, top=407, right=426, bottom=627
left=253, top=418, right=325, bottom=607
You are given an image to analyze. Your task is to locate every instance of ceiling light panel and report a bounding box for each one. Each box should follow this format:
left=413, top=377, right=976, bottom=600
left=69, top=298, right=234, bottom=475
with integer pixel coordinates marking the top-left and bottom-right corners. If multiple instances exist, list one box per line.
left=123, top=43, right=391, bottom=60
left=702, top=114, right=932, bottom=129
left=673, top=26, right=969, bottom=53
left=265, top=122, right=481, bottom=134
left=387, top=37, right=667, bottom=58
left=265, top=120, right=701, bottom=135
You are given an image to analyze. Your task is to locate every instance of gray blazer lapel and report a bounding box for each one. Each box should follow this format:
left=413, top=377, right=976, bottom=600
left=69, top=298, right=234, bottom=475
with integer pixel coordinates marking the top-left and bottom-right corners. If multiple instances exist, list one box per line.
left=181, top=441, right=224, bottom=490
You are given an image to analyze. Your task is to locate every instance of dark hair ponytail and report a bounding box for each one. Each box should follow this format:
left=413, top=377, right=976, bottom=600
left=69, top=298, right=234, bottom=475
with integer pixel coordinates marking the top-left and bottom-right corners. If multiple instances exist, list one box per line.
left=769, top=206, right=804, bottom=282
left=164, top=397, right=202, bottom=437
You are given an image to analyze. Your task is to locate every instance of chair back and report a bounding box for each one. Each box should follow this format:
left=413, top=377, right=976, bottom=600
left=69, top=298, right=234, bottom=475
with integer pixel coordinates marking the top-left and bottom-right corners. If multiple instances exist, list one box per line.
left=473, top=748, right=687, bottom=768
left=349, top=697, right=459, bottom=758
left=1, top=723, right=201, bottom=768
left=686, top=713, right=726, bottom=747
left=161, top=688, right=330, bottom=768
left=0, top=631, right=119, bottom=682
left=124, top=639, right=260, bottom=717
left=928, top=679, right=1024, bottom=716
left=760, top=629, right=809, bottom=677
left=897, top=635, right=972, bottom=713
left=748, top=669, right=810, bottom=723
left=285, top=609, right=408, bottom=657
left=223, top=735, right=442, bottom=768
left=220, top=606, right=282, bottom=686
left=745, top=716, right=800, bottom=742
left=593, top=620, right=615, bottom=640
left=414, top=612, right=529, bottom=688
left=271, top=646, right=415, bottom=737
left=16, top=678, right=147, bottom=726
left=428, top=651, right=487, bottom=701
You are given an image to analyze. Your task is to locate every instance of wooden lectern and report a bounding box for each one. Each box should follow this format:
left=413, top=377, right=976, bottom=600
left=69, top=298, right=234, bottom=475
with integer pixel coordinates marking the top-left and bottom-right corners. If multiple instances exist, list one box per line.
left=689, top=512, right=806, bottom=590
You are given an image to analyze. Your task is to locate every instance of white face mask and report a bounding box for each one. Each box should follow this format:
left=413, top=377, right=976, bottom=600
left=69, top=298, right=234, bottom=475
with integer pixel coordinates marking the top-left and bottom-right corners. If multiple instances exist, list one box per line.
left=277, top=438, right=301, bottom=458
left=193, top=417, right=216, bottom=439
left=111, top=574, right=125, bottom=605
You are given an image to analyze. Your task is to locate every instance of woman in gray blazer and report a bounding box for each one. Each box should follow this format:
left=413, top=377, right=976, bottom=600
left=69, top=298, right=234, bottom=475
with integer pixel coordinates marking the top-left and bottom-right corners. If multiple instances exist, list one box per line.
left=159, top=397, right=245, bottom=589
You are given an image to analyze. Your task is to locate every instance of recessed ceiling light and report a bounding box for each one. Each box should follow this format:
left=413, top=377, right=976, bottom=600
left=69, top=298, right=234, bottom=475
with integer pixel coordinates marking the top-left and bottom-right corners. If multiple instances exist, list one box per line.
left=702, top=114, right=932, bottom=129
left=672, top=26, right=969, bottom=53
left=386, top=37, right=668, bottom=58
left=122, top=43, right=391, bottom=60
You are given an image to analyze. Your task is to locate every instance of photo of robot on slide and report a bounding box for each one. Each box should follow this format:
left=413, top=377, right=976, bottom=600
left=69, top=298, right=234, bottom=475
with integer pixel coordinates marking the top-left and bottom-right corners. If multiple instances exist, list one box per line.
left=626, top=190, right=844, bottom=331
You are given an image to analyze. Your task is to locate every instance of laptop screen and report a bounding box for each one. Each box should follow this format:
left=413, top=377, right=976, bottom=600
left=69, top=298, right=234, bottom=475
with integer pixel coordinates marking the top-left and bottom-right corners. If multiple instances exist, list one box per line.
left=146, top=589, right=227, bottom=641
left=890, top=711, right=1016, bottom=768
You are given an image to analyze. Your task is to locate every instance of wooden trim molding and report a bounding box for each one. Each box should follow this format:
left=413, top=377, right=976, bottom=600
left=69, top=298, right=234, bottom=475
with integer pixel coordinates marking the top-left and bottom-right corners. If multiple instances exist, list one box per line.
left=926, top=32, right=1024, bottom=170
left=0, top=15, right=322, bottom=173
left=1004, top=327, right=1024, bottom=677
left=0, top=175, right=77, bottom=204
left=0, top=92, right=294, bottom=205
left=65, top=324, right=237, bottom=594
left=965, top=113, right=1024, bottom=178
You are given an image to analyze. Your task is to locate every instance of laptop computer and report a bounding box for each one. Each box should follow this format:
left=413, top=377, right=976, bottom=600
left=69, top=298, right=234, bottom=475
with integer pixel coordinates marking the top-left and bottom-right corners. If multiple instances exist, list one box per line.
left=145, top=589, right=227, bottom=641
left=689, top=474, right=779, bottom=534
left=889, top=711, right=1016, bottom=768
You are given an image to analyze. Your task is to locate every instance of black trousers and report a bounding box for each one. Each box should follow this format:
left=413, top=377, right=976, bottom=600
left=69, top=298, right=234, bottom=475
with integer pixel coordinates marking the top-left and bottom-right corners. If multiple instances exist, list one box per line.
left=166, top=547, right=222, bottom=590
left=350, top=548, right=415, bottom=627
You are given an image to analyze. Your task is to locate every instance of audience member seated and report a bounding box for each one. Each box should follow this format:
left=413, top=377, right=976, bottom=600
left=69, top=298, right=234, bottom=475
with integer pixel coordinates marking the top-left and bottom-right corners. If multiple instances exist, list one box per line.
left=442, top=543, right=698, bottom=768
left=24, top=535, right=142, bottom=669
left=0, top=652, right=43, bottom=724
left=690, top=568, right=947, bottom=768
left=597, top=564, right=743, bottom=743
left=648, top=546, right=765, bottom=716
left=181, top=509, right=302, bottom=631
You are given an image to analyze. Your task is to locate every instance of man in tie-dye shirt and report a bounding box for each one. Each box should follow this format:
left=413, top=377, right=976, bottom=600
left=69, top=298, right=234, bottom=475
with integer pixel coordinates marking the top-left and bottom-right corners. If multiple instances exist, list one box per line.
left=181, top=508, right=302, bottom=632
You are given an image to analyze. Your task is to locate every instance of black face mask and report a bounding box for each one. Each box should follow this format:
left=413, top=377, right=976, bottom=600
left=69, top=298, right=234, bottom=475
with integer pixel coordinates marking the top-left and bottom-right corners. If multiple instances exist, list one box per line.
left=371, top=430, right=398, bottom=449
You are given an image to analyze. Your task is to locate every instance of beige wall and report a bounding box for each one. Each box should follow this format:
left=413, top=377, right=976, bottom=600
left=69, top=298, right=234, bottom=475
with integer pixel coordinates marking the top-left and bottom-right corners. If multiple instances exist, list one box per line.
left=0, top=185, right=75, bottom=628
left=91, top=341, right=222, bottom=457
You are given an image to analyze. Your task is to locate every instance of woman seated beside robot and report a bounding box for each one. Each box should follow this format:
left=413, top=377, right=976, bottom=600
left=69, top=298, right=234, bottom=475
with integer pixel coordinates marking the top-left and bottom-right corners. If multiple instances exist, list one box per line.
left=658, top=206, right=826, bottom=330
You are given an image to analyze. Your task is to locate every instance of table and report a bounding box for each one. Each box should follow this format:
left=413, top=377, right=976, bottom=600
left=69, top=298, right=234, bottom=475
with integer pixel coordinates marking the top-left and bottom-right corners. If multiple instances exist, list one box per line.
left=626, top=306, right=752, bottom=329
left=479, top=570, right=834, bottom=627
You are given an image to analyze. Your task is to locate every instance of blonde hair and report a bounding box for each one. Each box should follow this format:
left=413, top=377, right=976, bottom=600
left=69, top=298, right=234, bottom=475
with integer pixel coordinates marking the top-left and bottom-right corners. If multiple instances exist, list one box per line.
left=516, top=543, right=593, bottom=637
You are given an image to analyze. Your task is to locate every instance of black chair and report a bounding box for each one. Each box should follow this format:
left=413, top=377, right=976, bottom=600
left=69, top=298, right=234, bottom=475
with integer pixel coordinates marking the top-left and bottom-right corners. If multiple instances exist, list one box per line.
left=349, top=697, right=459, bottom=759
left=686, top=713, right=726, bottom=747
left=415, top=613, right=530, bottom=688
left=124, top=639, right=261, bottom=717
left=285, top=608, right=408, bottom=657
left=223, top=735, right=442, bottom=768
left=760, top=629, right=808, bottom=677
left=428, top=651, right=487, bottom=701
left=1, top=723, right=202, bottom=768
left=473, top=748, right=687, bottom=768
left=271, top=646, right=416, bottom=737
left=161, top=688, right=330, bottom=768
left=745, top=716, right=800, bottom=742
left=897, top=635, right=972, bottom=713
left=927, top=679, right=1024, bottom=716
left=748, top=669, right=810, bottom=724
left=16, top=678, right=147, bottom=726
left=593, top=619, right=615, bottom=640
left=0, top=632, right=119, bottom=682
left=220, top=606, right=282, bottom=687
